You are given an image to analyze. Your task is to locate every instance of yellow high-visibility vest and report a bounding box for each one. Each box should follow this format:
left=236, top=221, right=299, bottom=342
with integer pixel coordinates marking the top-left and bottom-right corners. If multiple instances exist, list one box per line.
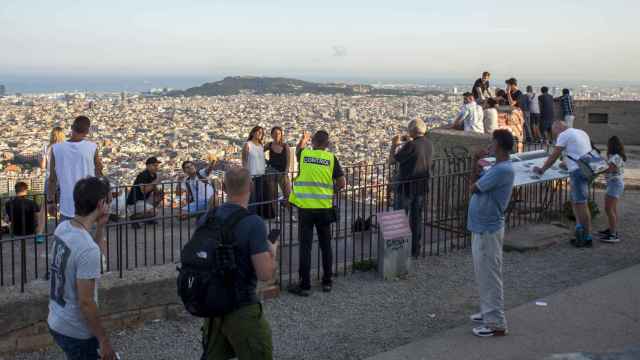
left=289, top=148, right=335, bottom=209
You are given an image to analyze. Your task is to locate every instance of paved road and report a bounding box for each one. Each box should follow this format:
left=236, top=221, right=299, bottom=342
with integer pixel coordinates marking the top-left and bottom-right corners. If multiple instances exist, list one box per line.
left=367, top=264, right=640, bottom=360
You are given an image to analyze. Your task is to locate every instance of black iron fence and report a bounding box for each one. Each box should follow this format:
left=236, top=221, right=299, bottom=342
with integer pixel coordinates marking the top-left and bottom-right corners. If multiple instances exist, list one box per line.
left=0, top=145, right=594, bottom=293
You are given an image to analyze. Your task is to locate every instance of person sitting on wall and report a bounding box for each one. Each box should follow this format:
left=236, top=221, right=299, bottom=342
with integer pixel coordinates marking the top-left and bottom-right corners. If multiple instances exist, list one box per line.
left=450, top=92, right=485, bottom=134
left=4, top=181, right=41, bottom=239
left=126, top=157, right=164, bottom=221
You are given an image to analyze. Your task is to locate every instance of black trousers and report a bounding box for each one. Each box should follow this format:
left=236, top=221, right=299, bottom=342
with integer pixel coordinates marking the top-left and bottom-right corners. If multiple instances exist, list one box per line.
left=298, top=208, right=333, bottom=289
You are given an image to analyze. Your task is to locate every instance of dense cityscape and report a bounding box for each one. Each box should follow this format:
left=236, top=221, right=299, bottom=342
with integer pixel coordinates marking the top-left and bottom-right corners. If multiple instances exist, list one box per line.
left=0, top=80, right=639, bottom=192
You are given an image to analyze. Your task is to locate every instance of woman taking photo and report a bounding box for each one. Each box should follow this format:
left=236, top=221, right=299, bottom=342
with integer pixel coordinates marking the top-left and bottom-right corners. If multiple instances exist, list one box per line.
left=265, top=126, right=291, bottom=201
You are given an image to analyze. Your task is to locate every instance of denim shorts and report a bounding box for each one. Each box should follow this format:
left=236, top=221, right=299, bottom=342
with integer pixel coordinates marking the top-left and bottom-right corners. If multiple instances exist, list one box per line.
left=49, top=327, right=100, bottom=360
left=606, top=178, right=624, bottom=198
left=570, top=170, right=589, bottom=204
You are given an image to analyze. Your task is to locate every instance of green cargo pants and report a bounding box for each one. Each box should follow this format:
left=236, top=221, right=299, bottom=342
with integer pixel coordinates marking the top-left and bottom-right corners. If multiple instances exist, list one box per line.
left=201, top=303, right=273, bottom=360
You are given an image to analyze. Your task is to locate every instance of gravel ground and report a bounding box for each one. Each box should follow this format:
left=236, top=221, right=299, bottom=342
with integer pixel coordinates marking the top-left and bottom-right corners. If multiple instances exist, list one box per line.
left=16, top=191, right=640, bottom=360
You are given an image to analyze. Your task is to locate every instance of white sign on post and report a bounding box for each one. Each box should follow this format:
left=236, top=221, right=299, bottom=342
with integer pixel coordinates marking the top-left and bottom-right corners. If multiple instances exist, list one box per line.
left=377, top=210, right=412, bottom=280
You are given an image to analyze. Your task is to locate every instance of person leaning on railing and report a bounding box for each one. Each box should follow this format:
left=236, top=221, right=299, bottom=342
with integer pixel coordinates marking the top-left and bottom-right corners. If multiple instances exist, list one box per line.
left=287, top=130, right=346, bottom=296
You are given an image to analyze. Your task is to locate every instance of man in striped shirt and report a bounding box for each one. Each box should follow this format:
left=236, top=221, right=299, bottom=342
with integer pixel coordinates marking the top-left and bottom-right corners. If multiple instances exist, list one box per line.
left=556, top=88, right=575, bottom=127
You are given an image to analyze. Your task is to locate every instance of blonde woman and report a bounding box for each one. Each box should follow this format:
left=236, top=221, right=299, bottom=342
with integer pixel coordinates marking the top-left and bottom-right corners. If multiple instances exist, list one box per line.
left=36, top=127, right=65, bottom=242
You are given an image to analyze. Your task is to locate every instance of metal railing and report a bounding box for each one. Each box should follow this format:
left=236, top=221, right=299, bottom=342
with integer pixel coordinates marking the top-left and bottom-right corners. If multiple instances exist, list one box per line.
left=0, top=143, right=593, bottom=293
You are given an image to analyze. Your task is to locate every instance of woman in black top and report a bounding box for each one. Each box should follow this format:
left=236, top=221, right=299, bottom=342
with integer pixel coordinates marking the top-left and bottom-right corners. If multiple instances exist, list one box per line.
left=265, top=127, right=291, bottom=205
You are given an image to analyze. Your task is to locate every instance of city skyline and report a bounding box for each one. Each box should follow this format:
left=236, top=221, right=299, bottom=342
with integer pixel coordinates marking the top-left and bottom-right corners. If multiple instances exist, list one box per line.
left=2, top=0, right=639, bottom=84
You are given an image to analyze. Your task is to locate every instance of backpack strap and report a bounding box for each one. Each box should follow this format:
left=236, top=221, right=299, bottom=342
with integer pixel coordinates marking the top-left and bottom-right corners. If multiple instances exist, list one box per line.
left=219, top=207, right=250, bottom=246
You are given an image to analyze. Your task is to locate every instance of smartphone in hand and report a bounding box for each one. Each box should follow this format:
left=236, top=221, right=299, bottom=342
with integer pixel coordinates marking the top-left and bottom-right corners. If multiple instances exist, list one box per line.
left=267, top=229, right=281, bottom=244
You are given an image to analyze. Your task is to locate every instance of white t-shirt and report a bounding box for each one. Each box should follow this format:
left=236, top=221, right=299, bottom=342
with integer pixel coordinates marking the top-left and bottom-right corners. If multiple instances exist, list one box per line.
left=182, top=168, right=215, bottom=202
left=606, top=154, right=625, bottom=182
left=53, top=140, right=97, bottom=217
left=460, top=102, right=484, bottom=133
left=48, top=221, right=101, bottom=339
left=483, top=108, right=498, bottom=135
left=245, top=141, right=265, bottom=176
left=555, top=128, right=592, bottom=172
left=527, top=93, right=540, bottom=114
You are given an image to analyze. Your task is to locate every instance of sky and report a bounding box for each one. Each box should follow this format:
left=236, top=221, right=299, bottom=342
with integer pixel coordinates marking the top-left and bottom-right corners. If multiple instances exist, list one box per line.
left=1, top=0, right=640, bottom=84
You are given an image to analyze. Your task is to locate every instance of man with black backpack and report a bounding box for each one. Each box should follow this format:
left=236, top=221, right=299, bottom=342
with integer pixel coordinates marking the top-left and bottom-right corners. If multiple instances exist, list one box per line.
left=178, top=167, right=277, bottom=360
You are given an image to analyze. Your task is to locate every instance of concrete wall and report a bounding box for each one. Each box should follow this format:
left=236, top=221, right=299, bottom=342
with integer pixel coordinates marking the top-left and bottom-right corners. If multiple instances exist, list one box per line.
left=0, top=264, right=278, bottom=356
left=572, top=101, right=640, bottom=145
left=427, top=128, right=491, bottom=158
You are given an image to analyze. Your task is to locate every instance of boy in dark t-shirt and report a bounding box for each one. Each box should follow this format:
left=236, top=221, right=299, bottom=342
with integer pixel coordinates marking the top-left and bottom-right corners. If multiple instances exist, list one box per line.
left=4, top=182, right=40, bottom=237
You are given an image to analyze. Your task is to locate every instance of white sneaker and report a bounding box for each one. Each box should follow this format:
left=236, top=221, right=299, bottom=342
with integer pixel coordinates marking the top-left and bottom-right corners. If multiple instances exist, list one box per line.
left=472, top=326, right=507, bottom=337
left=469, top=313, right=483, bottom=324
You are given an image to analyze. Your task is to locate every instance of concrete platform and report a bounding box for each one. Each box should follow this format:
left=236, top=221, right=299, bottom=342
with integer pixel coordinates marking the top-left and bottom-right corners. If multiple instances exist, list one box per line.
left=367, top=264, right=640, bottom=360
left=504, top=223, right=570, bottom=252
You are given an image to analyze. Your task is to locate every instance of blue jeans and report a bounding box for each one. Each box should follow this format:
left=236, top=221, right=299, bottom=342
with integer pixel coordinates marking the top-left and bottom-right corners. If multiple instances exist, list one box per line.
left=569, top=170, right=589, bottom=204
left=394, top=192, right=425, bottom=256
left=49, top=327, right=100, bottom=360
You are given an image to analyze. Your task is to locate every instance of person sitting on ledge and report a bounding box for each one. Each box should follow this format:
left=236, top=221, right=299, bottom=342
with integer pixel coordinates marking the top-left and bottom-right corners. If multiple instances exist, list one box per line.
left=177, top=160, right=216, bottom=218
left=451, top=92, right=484, bottom=134
left=126, top=157, right=164, bottom=221
left=4, top=181, right=41, bottom=240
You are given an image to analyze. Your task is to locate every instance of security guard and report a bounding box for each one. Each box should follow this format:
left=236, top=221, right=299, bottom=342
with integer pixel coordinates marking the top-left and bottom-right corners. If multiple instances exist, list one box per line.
left=288, top=130, right=346, bottom=296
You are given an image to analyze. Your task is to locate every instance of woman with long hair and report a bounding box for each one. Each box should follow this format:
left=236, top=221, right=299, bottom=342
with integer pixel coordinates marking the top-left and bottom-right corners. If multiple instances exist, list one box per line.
left=599, top=136, right=626, bottom=243
left=242, top=126, right=274, bottom=218
left=37, top=126, right=65, bottom=242
left=265, top=126, right=291, bottom=199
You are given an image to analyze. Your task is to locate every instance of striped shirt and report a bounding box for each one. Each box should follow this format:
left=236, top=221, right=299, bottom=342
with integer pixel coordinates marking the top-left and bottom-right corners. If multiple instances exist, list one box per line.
left=560, top=94, right=574, bottom=116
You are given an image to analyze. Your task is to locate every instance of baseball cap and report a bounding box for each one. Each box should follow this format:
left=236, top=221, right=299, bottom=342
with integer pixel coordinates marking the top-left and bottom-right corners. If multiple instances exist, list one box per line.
left=145, top=157, right=162, bottom=165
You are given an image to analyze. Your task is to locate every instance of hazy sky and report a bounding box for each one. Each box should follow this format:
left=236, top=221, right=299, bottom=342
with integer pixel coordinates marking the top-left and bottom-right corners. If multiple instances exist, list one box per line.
left=2, top=0, right=639, bottom=82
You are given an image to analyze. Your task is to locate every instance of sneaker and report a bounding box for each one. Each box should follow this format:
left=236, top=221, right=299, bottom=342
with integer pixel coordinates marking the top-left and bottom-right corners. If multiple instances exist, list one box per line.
left=472, top=326, right=507, bottom=337
left=600, top=234, right=620, bottom=243
left=35, top=234, right=45, bottom=244
left=469, top=313, right=483, bottom=324
left=322, top=284, right=332, bottom=293
left=287, top=284, right=310, bottom=297
left=597, top=228, right=611, bottom=236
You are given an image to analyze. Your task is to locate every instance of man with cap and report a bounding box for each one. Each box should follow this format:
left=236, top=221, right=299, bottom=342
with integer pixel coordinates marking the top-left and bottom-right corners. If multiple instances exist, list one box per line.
left=389, top=118, right=434, bottom=257
left=126, top=157, right=163, bottom=219
left=288, top=130, right=346, bottom=296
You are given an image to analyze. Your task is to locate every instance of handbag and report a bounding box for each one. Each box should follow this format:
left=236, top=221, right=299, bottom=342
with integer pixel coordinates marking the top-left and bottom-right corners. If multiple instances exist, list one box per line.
left=566, top=146, right=608, bottom=184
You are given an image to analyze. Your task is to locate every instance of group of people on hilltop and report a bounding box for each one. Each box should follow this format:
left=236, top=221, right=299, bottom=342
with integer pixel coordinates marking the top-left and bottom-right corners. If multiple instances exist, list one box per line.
left=451, top=71, right=576, bottom=145
left=0, top=90, right=627, bottom=358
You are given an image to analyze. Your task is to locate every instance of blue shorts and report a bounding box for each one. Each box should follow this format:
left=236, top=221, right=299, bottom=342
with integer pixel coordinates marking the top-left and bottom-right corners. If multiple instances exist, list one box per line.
left=570, top=170, right=589, bottom=204
left=606, top=178, right=624, bottom=198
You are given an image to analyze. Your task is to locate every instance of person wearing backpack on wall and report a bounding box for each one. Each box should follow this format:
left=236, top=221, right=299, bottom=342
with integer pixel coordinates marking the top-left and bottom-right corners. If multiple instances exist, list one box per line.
left=534, top=120, right=594, bottom=247
left=599, top=136, right=626, bottom=243
left=179, top=167, right=277, bottom=360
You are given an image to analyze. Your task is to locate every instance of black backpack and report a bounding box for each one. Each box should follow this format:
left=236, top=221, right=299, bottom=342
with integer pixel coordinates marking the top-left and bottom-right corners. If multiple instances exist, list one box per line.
left=177, top=207, right=249, bottom=318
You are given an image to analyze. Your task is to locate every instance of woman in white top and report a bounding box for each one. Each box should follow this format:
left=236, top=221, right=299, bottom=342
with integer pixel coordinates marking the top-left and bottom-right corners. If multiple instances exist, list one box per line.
left=242, top=126, right=266, bottom=176
left=242, top=126, right=274, bottom=218
left=483, top=98, right=499, bottom=135
left=37, top=127, right=65, bottom=242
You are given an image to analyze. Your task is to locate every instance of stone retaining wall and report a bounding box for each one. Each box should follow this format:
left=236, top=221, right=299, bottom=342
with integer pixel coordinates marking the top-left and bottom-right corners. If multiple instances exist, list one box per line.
left=0, top=264, right=279, bottom=357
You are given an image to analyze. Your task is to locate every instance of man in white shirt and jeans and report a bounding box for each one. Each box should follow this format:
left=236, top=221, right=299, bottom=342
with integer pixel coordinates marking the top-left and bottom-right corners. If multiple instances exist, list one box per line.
left=534, top=121, right=594, bottom=247
left=48, top=116, right=103, bottom=221
left=178, top=160, right=216, bottom=216
left=48, top=177, right=118, bottom=360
